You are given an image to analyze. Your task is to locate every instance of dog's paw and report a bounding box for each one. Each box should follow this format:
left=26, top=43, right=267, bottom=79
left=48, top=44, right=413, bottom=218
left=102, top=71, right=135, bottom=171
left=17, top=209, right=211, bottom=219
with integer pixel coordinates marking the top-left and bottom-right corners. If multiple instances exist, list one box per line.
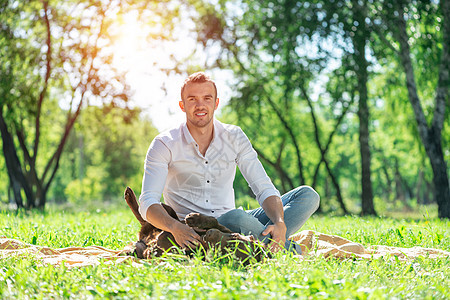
left=124, top=186, right=135, bottom=200
left=203, top=229, right=234, bottom=247
left=133, top=240, right=148, bottom=259
left=185, top=213, right=219, bottom=229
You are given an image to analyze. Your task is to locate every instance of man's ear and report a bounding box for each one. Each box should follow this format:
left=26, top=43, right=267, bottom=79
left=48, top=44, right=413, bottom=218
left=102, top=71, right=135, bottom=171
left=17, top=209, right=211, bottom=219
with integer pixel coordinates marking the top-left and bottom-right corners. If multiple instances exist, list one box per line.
left=179, top=100, right=185, bottom=112
left=215, top=98, right=220, bottom=110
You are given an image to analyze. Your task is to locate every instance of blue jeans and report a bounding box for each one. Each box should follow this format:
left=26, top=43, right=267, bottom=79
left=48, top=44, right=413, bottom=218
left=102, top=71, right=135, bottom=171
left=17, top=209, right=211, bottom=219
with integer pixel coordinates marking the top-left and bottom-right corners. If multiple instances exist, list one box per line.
left=217, top=186, right=320, bottom=253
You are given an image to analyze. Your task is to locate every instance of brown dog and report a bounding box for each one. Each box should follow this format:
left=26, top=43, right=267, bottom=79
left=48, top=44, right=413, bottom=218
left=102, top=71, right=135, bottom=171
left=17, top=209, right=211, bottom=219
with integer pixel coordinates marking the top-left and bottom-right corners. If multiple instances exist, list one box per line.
left=124, top=187, right=265, bottom=262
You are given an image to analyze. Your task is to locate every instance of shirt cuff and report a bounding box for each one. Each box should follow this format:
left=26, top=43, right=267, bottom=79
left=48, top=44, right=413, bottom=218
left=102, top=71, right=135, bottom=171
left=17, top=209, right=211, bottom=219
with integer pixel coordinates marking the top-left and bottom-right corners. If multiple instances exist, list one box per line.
left=257, top=189, right=281, bottom=206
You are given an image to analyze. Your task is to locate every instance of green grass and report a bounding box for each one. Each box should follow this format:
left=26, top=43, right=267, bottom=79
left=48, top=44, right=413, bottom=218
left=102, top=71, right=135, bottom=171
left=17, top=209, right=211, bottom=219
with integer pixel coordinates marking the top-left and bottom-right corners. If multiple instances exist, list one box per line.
left=1, top=204, right=449, bottom=299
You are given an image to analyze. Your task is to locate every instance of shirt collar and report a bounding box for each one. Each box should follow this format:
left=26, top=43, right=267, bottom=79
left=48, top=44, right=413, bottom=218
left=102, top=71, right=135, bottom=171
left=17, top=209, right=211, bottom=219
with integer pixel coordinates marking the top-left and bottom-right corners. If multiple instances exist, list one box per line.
left=182, top=119, right=223, bottom=146
left=212, top=119, right=221, bottom=143
left=182, top=122, right=196, bottom=145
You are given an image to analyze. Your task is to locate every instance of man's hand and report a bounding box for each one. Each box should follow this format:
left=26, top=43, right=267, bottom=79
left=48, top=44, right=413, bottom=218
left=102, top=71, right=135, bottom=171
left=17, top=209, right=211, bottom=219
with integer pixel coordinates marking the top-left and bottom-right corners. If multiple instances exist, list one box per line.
left=146, top=204, right=203, bottom=250
left=261, top=195, right=287, bottom=252
left=262, top=221, right=287, bottom=252
left=170, top=222, right=203, bottom=250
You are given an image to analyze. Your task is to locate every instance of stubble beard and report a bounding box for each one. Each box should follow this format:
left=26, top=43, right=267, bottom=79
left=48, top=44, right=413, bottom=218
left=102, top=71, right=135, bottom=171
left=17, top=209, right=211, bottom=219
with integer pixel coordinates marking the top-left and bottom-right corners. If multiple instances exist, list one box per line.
left=189, top=117, right=212, bottom=128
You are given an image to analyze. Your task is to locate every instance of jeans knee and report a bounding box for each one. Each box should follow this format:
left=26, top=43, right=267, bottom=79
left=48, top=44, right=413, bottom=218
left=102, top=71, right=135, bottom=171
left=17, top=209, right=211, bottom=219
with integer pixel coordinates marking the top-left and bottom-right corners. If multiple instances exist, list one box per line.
left=217, top=209, right=247, bottom=223
left=217, top=209, right=264, bottom=237
left=299, top=185, right=320, bottom=212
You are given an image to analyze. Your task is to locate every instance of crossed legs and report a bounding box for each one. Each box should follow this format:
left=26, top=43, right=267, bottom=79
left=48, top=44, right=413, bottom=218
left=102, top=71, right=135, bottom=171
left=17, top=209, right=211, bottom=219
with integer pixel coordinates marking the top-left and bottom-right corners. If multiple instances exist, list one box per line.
left=217, top=186, right=320, bottom=251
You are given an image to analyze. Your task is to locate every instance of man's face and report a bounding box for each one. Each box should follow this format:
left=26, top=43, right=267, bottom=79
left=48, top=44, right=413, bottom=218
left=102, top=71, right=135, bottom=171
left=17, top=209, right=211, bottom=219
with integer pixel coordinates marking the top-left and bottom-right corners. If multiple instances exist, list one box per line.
left=179, top=82, right=219, bottom=129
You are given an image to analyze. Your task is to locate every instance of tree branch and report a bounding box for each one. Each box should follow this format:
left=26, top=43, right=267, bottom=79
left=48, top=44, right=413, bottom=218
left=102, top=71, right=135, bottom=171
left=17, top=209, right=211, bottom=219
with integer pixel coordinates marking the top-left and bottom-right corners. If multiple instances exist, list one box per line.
left=34, top=0, right=52, bottom=164
left=299, top=83, right=348, bottom=214
left=43, top=10, right=107, bottom=191
left=312, top=92, right=355, bottom=186
left=43, top=90, right=85, bottom=191
left=261, top=86, right=305, bottom=185
left=216, top=27, right=306, bottom=186
left=369, top=16, right=400, bottom=56
left=236, top=110, right=296, bottom=192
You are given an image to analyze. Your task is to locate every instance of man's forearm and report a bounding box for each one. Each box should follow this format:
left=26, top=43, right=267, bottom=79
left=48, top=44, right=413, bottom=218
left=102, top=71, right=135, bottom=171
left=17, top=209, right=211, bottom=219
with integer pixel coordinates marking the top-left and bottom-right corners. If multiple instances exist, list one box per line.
left=146, top=203, right=203, bottom=248
left=262, top=195, right=285, bottom=224
left=146, top=203, right=180, bottom=232
left=261, top=195, right=287, bottom=251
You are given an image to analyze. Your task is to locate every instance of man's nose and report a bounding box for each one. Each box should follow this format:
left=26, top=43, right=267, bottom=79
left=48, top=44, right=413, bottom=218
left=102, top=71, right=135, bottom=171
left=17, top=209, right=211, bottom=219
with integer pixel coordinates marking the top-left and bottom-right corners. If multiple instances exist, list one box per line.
left=195, top=99, right=206, bottom=107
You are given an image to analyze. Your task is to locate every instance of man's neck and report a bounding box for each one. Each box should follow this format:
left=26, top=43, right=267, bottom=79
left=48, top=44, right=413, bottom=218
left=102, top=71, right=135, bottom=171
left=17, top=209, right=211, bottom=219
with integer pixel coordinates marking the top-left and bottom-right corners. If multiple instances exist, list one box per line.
left=186, top=121, right=214, bottom=156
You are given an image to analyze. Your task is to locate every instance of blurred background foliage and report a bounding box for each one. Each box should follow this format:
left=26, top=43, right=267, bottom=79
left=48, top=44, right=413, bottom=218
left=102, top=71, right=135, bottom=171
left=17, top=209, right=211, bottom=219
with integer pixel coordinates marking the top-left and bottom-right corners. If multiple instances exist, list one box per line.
left=0, top=0, right=448, bottom=217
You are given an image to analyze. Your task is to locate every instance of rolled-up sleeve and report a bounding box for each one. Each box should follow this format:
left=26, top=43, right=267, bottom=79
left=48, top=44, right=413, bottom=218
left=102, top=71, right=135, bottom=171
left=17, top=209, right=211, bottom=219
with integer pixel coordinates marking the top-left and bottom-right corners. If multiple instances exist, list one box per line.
left=235, top=128, right=280, bottom=206
left=138, top=138, right=171, bottom=221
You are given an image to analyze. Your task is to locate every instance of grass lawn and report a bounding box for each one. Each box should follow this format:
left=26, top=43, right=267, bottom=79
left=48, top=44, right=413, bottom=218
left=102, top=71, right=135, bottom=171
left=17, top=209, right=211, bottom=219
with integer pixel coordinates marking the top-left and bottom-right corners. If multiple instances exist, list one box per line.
left=1, top=204, right=449, bottom=299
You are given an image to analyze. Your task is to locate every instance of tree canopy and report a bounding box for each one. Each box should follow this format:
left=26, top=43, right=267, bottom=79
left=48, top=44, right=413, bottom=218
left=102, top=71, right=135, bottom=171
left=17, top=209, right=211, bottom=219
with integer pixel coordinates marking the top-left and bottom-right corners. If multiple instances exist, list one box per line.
left=0, top=0, right=448, bottom=218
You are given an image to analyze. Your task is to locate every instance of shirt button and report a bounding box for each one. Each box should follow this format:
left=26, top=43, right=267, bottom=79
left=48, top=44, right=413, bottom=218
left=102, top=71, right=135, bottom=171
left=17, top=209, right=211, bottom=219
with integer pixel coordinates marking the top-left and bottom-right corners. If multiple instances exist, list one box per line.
left=206, top=180, right=210, bottom=183
left=206, top=200, right=209, bottom=202
left=211, top=210, right=215, bottom=213
left=205, top=161, right=208, bottom=164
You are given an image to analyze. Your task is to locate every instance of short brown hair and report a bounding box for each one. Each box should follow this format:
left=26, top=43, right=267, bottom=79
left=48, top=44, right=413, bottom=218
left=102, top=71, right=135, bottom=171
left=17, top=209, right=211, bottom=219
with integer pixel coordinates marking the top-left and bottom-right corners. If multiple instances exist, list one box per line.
left=180, top=72, right=217, bottom=100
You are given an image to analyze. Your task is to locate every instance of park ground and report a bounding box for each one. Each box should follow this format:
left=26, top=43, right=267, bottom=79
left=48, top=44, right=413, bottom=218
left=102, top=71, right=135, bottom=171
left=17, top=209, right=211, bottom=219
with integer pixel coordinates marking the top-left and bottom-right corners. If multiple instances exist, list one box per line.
left=0, top=203, right=449, bottom=299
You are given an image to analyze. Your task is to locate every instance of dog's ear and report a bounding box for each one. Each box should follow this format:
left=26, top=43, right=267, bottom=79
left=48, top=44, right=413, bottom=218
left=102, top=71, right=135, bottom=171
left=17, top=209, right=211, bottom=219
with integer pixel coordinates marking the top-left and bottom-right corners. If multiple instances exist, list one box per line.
left=161, top=203, right=180, bottom=220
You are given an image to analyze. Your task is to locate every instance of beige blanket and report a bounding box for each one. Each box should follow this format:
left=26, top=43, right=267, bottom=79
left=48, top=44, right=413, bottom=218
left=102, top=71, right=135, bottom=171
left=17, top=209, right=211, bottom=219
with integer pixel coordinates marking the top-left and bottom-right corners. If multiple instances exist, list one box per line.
left=0, top=238, right=139, bottom=268
left=290, top=230, right=450, bottom=260
left=1, top=230, right=449, bottom=267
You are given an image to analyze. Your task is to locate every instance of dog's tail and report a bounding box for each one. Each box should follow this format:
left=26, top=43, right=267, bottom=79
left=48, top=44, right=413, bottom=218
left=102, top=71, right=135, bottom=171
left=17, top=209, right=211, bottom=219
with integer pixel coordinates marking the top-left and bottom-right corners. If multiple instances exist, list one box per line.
left=124, top=186, right=147, bottom=226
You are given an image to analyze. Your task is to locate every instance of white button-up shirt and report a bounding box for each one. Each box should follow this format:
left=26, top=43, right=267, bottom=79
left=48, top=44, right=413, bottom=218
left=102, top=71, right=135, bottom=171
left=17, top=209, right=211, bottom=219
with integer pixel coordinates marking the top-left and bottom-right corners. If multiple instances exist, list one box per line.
left=138, top=119, right=280, bottom=220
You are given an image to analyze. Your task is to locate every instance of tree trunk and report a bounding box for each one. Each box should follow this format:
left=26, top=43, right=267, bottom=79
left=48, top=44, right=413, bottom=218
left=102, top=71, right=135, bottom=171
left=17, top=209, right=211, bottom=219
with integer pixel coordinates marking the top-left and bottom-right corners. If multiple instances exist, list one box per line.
left=393, top=0, right=450, bottom=218
left=416, top=169, right=424, bottom=205
left=428, top=134, right=450, bottom=217
left=425, top=180, right=434, bottom=205
left=10, top=178, right=24, bottom=208
left=35, top=182, right=46, bottom=208
left=0, top=107, right=33, bottom=208
left=382, top=164, right=393, bottom=201
left=353, top=2, right=376, bottom=216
